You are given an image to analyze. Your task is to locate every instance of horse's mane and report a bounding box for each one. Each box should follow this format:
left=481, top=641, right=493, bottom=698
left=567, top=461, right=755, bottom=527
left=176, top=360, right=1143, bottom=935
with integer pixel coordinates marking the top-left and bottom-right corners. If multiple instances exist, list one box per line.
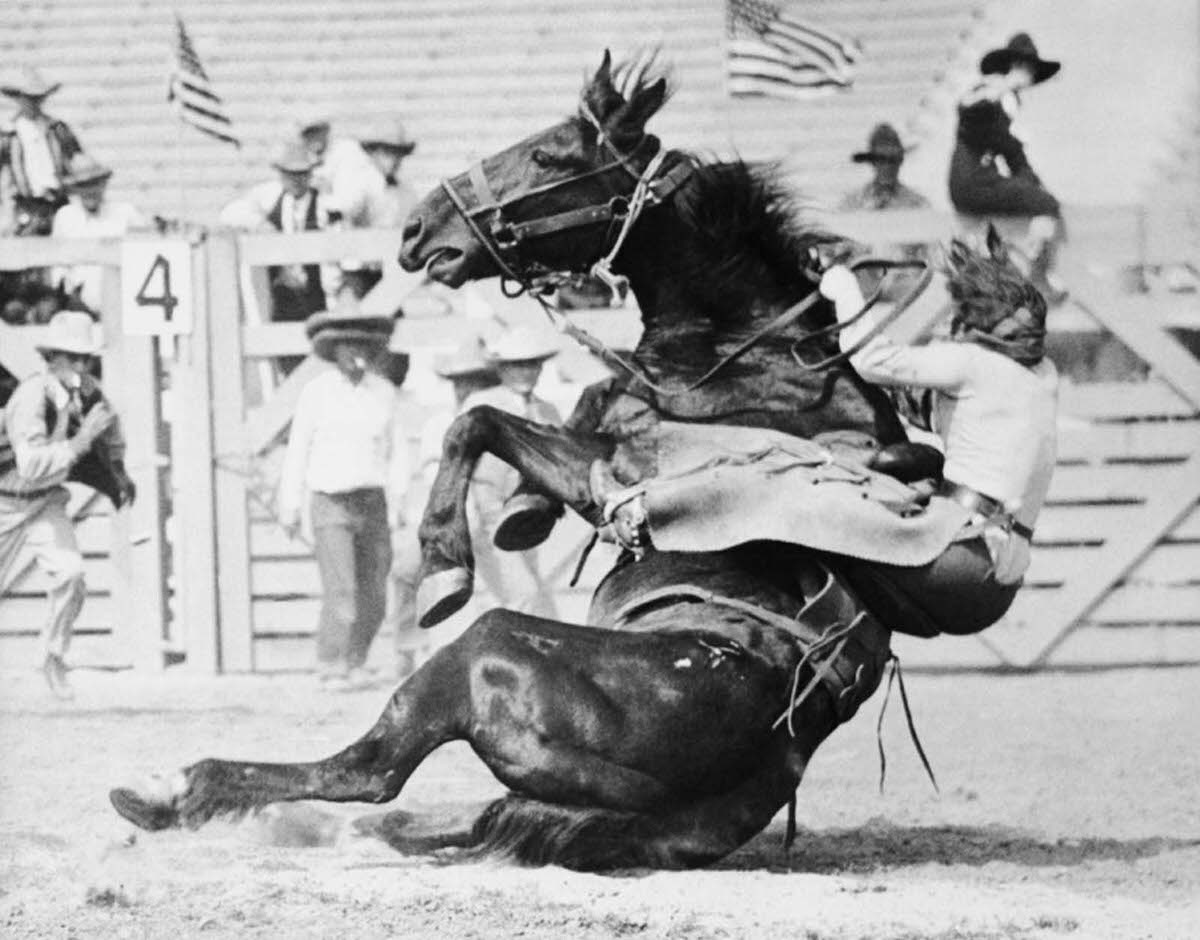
left=669, top=158, right=835, bottom=323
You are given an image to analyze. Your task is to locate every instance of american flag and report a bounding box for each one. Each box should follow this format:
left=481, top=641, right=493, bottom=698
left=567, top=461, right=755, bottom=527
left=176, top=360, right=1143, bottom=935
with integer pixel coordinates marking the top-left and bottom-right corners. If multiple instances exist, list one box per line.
left=167, top=15, right=240, bottom=147
left=727, top=0, right=861, bottom=99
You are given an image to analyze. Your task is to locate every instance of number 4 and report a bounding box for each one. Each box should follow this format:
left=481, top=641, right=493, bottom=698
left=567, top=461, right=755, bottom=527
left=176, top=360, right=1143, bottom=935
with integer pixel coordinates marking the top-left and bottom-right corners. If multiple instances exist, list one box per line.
left=135, top=253, right=179, bottom=322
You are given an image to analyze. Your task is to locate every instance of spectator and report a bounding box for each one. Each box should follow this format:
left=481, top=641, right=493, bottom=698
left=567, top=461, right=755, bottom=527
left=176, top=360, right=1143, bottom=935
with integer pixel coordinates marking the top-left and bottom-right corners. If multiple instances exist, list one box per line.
left=0, top=66, right=83, bottom=236
left=386, top=337, right=500, bottom=679
left=0, top=309, right=135, bottom=699
left=293, top=112, right=375, bottom=226
left=51, top=154, right=148, bottom=313
left=277, top=298, right=410, bottom=692
left=837, top=122, right=932, bottom=302
left=219, top=141, right=334, bottom=324
left=461, top=326, right=563, bottom=618
left=948, top=32, right=1067, bottom=302
left=338, top=117, right=420, bottom=300
left=838, top=123, right=930, bottom=211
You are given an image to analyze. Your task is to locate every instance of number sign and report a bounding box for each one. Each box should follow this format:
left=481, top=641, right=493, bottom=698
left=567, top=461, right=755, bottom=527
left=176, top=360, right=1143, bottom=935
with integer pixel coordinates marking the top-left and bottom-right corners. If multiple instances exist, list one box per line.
left=121, top=240, right=193, bottom=335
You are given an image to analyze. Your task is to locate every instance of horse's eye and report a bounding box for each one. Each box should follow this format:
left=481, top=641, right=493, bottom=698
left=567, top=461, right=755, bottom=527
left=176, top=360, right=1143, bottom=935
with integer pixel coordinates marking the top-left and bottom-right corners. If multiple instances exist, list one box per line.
left=531, top=148, right=559, bottom=168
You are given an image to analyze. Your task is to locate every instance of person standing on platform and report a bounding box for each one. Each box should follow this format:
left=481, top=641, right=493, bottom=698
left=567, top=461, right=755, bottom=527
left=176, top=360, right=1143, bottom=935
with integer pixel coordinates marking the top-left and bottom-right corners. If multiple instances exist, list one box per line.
left=0, top=66, right=83, bottom=237
left=948, top=32, right=1067, bottom=303
left=0, top=310, right=135, bottom=699
left=461, top=326, right=563, bottom=618
left=278, top=299, right=410, bottom=691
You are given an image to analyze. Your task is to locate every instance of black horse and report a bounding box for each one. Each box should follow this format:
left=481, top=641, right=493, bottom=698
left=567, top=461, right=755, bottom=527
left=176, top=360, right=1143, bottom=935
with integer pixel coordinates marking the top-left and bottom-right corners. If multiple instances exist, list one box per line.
left=112, top=54, right=944, bottom=870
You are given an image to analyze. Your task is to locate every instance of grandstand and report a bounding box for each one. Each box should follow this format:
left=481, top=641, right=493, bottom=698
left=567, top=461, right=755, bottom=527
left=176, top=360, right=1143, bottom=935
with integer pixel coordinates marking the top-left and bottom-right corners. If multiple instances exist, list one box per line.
left=3, top=0, right=987, bottom=221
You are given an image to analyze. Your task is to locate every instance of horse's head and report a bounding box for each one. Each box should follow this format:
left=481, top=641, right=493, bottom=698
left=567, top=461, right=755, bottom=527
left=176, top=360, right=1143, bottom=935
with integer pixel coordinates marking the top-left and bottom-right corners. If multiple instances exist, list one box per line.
left=943, top=225, right=1048, bottom=365
left=399, top=50, right=674, bottom=290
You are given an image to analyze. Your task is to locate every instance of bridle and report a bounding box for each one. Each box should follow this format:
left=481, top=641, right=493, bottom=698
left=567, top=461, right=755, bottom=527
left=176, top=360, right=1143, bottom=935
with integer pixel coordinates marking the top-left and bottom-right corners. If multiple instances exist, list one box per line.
left=438, top=101, right=932, bottom=396
left=439, top=101, right=693, bottom=300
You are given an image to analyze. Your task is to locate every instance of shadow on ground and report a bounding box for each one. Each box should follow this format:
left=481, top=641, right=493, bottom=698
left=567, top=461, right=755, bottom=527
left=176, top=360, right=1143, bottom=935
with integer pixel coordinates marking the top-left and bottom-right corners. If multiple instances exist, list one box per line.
left=723, top=820, right=1200, bottom=873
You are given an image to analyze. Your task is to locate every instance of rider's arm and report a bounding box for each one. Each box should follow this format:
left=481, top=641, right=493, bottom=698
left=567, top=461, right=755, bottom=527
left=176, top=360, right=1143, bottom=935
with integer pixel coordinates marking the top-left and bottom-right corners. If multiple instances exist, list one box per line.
left=5, top=378, right=77, bottom=486
left=820, top=265, right=973, bottom=391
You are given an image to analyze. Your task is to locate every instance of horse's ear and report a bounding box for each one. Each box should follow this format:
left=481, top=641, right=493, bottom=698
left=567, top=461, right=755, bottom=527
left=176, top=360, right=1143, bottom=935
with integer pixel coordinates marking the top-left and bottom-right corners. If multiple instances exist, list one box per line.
left=624, top=77, right=667, bottom=130
left=985, top=223, right=1007, bottom=261
left=592, top=50, right=615, bottom=97
left=945, top=238, right=970, bottom=271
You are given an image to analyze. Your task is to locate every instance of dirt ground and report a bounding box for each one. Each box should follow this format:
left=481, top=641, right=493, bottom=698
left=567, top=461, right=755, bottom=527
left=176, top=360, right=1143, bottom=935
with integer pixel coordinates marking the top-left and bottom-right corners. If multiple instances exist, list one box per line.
left=2, top=662, right=1198, bottom=940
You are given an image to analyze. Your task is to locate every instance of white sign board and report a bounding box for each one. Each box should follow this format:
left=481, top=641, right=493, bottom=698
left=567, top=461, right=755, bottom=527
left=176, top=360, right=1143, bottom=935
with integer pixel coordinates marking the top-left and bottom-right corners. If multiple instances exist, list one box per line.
left=121, top=240, right=193, bottom=336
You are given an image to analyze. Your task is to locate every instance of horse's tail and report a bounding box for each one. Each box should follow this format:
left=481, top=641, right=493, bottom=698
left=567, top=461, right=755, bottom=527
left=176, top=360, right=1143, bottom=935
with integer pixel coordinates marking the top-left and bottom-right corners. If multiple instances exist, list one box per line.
left=469, top=795, right=687, bottom=871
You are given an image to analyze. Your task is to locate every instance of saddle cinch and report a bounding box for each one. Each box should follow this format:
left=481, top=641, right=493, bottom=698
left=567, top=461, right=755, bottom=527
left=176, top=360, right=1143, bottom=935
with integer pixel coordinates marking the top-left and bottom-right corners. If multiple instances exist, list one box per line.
left=641, top=422, right=971, bottom=567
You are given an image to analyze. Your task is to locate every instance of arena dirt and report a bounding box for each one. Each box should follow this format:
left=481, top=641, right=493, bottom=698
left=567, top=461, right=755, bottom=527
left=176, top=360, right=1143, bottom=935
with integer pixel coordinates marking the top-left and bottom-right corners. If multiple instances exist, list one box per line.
left=2, top=664, right=1197, bottom=939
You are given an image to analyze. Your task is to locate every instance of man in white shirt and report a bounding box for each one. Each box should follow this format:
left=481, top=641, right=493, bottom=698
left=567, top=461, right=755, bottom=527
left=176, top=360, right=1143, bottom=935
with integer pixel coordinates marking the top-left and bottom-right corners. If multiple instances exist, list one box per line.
left=278, top=299, right=409, bottom=690
left=337, top=117, right=420, bottom=300
left=461, top=326, right=563, bottom=619
left=51, top=154, right=148, bottom=312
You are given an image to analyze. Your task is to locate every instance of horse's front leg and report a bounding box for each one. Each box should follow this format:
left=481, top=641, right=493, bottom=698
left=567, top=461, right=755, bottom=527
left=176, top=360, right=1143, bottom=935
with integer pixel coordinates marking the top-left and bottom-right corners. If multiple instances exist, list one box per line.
left=418, top=404, right=614, bottom=626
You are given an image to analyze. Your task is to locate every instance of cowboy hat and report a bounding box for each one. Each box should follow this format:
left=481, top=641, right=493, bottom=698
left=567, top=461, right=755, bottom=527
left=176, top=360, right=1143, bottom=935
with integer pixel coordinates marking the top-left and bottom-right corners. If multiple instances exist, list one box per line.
left=0, top=66, right=61, bottom=100
left=271, top=141, right=320, bottom=174
left=289, top=109, right=332, bottom=136
left=36, top=310, right=102, bottom=357
left=63, top=153, right=114, bottom=189
left=433, top=336, right=498, bottom=379
left=359, top=117, right=417, bottom=156
left=980, top=33, right=1060, bottom=84
left=484, top=326, right=560, bottom=364
left=851, top=123, right=909, bottom=164
left=305, top=296, right=394, bottom=361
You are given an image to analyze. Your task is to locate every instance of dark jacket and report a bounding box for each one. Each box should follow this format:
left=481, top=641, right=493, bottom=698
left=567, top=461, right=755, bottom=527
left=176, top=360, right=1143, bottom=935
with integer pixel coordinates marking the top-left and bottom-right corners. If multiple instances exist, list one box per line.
left=948, top=89, right=1060, bottom=217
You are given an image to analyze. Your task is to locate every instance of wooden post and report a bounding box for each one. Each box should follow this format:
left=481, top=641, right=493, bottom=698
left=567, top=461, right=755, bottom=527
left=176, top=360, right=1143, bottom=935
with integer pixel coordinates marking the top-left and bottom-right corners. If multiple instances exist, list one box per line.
left=102, top=264, right=168, bottom=671
left=169, top=240, right=221, bottom=673
left=207, top=231, right=255, bottom=672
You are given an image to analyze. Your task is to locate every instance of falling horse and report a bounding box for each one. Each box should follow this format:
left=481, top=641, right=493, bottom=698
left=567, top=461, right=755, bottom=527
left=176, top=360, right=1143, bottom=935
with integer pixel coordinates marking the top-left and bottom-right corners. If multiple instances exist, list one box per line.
left=112, top=54, right=945, bottom=870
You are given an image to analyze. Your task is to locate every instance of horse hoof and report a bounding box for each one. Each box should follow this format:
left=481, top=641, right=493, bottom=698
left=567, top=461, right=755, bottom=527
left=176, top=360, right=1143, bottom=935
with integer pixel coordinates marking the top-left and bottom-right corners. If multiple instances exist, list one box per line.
left=418, top=567, right=473, bottom=628
left=109, top=787, right=177, bottom=832
left=493, top=494, right=560, bottom=551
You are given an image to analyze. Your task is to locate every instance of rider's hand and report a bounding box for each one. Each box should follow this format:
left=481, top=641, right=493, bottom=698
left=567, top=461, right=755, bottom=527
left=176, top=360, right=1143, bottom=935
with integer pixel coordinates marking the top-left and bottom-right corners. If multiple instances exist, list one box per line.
left=818, top=265, right=861, bottom=303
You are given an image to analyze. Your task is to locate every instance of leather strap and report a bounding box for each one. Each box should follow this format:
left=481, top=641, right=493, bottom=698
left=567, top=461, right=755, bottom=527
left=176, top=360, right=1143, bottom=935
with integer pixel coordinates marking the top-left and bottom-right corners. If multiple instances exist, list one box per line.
left=938, top=479, right=1034, bottom=540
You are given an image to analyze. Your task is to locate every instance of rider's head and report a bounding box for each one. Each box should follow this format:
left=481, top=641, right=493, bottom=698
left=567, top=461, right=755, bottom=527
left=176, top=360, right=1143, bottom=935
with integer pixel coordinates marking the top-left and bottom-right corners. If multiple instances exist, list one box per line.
left=943, top=226, right=1047, bottom=367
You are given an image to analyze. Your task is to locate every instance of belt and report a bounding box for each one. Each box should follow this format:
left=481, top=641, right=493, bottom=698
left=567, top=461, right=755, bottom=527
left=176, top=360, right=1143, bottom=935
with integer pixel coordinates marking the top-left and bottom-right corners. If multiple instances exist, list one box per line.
left=937, top=480, right=1034, bottom=540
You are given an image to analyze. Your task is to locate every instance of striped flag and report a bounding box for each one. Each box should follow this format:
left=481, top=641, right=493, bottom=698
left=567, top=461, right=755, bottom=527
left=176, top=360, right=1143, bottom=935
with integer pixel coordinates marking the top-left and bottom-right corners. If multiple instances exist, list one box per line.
left=726, top=0, right=861, bottom=100
left=167, top=15, right=240, bottom=147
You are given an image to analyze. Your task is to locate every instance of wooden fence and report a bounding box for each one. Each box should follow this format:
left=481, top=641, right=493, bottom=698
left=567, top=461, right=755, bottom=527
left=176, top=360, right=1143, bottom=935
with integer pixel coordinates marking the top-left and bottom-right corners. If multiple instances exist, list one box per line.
left=2, top=202, right=1197, bottom=673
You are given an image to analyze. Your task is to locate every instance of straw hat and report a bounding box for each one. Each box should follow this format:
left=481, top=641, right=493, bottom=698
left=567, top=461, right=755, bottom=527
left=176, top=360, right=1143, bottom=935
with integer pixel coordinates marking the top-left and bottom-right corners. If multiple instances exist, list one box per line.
left=290, top=110, right=332, bottom=136
left=433, top=336, right=497, bottom=379
left=851, top=123, right=909, bottom=164
left=484, top=326, right=560, bottom=364
left=359, top=117, right=418, bottom=156
left=36, top=310, right=102, bottom=357
left=271, top=141, right=320, bottom=174
left=0, top=66, right=61, bottom=100
left=305, top=296, right=394, bottom=362
left=63, top=153, right=114, bottom=189
left=980, top=33, right=1061, bottom=84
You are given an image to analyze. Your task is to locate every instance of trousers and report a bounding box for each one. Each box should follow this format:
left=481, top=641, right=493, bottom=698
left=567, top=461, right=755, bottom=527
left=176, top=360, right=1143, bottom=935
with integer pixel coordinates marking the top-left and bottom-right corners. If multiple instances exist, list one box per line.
left=834, top=535, right=1020, bottom=638
left=0, top=488, right=86, bottom=659
left=310, top=488, right=392, bottom=673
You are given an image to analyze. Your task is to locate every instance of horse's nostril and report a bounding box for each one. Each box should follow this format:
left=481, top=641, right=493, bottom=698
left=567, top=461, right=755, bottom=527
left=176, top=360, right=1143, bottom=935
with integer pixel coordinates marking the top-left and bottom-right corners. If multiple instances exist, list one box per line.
left=402, top=215, right=422, bottom=242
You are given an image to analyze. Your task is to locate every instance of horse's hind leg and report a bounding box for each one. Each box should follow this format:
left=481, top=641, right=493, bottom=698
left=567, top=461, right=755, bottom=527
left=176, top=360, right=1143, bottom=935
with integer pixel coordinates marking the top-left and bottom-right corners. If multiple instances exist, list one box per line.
left=110, top=647, right=472, bottom=832
left=419, top=404, right=612, bottom=626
